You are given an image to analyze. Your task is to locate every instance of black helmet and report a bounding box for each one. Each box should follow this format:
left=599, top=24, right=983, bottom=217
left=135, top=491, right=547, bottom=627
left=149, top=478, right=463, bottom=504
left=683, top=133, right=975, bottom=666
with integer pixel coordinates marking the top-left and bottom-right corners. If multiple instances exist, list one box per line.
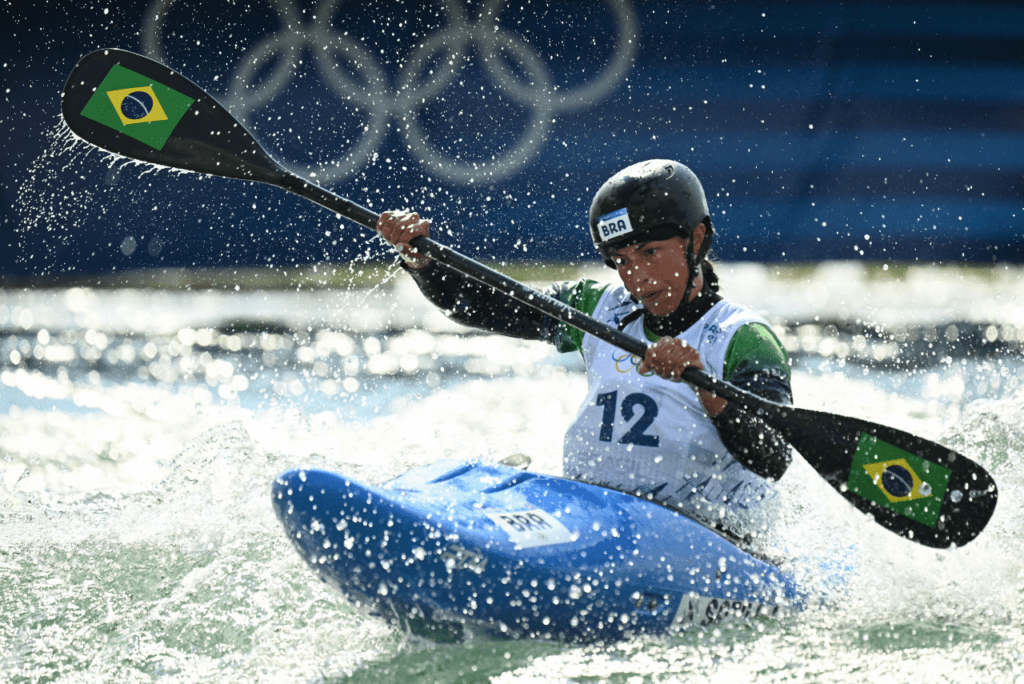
left=589, top=160, right=713, bottom=268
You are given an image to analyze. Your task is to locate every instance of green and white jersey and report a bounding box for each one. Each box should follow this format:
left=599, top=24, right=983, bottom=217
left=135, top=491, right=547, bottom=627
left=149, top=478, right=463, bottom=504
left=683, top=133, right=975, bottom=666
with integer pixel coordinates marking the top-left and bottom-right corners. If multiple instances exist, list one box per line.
left=552, top=280, right=787, bottom=530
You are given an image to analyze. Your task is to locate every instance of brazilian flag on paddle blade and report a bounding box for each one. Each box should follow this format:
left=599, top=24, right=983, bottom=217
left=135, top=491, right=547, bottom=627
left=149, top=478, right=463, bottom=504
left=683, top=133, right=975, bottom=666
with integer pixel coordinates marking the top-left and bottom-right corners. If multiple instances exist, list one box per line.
left=80, top=64, right=194, bottom=151
left=847, top=432, right=952, bottom=528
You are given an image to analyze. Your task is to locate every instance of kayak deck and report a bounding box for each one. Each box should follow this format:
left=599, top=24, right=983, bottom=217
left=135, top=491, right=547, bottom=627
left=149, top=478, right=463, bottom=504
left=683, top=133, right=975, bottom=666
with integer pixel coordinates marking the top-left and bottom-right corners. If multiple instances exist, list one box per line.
left=272, top=459, right=805, bottom=642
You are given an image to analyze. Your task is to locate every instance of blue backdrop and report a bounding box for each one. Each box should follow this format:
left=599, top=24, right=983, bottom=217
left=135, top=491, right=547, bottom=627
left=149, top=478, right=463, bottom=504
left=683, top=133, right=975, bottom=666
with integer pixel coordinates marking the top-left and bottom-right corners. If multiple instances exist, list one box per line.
left=2, top=0, right=1022, bottom=278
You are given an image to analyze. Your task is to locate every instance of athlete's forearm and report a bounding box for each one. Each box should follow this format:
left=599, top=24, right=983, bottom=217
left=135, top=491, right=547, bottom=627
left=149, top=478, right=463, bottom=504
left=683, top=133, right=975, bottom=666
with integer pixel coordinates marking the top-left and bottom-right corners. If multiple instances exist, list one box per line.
left=406, top=261, right=560, bottom=342
left=711, top=372, right=792, bottom=481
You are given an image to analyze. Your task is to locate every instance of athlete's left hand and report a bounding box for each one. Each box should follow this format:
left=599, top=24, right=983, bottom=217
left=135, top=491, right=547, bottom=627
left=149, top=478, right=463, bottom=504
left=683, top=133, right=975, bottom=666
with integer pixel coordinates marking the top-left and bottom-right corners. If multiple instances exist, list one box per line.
left=638, top=337, right=727, bottom=417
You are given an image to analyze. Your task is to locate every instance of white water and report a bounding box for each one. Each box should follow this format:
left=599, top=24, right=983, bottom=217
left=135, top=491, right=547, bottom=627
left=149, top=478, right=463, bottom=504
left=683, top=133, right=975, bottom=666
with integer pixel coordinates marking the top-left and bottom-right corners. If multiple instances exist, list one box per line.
left=2, top=262, right=1023, bottom=683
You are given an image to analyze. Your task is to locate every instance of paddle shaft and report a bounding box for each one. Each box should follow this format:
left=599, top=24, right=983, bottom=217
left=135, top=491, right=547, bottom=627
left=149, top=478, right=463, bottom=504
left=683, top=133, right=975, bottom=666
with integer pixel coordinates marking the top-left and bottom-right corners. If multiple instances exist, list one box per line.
left=281, top=175, right=768, bottom=410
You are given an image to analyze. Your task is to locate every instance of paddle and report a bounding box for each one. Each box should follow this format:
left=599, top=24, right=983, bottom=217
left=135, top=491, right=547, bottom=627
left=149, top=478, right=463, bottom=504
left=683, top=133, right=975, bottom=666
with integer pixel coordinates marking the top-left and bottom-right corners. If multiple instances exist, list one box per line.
left=62, top=48, right=997, bottom=548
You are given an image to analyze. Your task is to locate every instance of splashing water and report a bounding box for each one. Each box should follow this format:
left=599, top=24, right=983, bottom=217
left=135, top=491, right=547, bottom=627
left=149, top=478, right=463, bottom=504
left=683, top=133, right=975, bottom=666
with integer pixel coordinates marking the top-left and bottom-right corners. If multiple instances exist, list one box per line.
left=2, top=264, right=1024, bottom=683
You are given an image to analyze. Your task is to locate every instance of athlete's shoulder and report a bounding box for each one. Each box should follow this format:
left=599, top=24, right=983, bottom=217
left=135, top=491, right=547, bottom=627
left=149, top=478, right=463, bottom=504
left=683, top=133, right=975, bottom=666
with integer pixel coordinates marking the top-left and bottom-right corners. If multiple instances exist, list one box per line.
left=705, top=298, right=769, bottom=330
left=723, top=320, right=791, bottom=383
left=548, top=278, right=617, bottom=317
left=546, top=279, right=621, bottom=353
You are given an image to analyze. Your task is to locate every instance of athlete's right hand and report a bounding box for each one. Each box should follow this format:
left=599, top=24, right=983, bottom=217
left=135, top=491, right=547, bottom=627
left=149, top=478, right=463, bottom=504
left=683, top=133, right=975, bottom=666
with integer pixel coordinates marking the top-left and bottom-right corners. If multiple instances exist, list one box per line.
left=639, top=337, right=727, bottom=417
left=376, top=210, right=432, bottom=269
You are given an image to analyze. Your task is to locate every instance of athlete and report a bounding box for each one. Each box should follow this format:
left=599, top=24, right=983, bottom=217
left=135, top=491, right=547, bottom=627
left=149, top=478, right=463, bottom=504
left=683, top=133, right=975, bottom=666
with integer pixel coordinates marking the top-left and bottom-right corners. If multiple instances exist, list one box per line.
left=376, top=160, right=792, bottom=544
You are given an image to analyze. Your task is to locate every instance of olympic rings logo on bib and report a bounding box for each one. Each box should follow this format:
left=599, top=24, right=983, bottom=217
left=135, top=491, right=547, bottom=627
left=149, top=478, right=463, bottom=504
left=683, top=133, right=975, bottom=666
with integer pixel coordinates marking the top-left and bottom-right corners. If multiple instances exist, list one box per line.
left=613, top=352, right=654, bottom=376
left=141, top=0, right=637, bottom=185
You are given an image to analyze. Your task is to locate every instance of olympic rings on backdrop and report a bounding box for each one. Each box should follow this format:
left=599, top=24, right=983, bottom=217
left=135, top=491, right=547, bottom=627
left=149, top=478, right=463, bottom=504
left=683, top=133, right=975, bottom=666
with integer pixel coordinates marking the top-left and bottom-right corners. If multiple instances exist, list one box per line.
left=141, top=0, right=637, bottom=185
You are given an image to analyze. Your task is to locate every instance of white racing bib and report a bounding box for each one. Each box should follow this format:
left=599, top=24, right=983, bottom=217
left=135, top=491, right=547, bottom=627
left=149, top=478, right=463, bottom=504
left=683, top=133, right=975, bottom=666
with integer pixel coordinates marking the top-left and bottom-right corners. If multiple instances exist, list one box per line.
left=563, top=287, right=774, bottom=528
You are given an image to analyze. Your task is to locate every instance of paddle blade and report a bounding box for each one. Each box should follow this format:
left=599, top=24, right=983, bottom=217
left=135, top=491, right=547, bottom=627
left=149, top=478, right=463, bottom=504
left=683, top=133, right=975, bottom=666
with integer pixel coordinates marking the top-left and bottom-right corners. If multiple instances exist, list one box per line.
left=62, top=48, right=285, bottom=185
left=772, top=406, right=997, bottom=548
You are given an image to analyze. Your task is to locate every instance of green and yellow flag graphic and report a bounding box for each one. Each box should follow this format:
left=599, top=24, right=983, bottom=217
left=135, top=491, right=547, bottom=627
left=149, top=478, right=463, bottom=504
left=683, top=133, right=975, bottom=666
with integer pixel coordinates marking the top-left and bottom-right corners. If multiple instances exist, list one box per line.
left=80, top=64, right=194, bottom=150
left=847, top=432, right=952, bottom=528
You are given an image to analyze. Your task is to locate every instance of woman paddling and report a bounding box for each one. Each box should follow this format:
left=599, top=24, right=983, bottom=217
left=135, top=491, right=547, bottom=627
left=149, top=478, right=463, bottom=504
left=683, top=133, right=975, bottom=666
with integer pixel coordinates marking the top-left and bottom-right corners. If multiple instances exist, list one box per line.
left=376, top=160, right=793, bottom=546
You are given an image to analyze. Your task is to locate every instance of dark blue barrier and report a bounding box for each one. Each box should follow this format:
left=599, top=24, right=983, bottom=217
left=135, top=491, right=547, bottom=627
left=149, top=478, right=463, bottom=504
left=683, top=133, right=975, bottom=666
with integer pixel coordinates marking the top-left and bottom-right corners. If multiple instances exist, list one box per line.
left=2, top=0, right=1022, bottom=278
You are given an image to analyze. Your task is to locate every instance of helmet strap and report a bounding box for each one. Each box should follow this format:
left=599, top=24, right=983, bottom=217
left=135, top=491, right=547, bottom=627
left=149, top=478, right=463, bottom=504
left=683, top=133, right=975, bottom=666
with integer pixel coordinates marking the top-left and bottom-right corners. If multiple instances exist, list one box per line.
left=678, top=236, right=703, bottom=312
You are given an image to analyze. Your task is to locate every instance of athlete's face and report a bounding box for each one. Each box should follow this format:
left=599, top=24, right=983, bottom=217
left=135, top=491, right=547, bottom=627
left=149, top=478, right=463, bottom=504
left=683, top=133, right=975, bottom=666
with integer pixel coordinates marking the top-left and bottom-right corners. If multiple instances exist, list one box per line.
left=611, top=224, right=706, bottom=317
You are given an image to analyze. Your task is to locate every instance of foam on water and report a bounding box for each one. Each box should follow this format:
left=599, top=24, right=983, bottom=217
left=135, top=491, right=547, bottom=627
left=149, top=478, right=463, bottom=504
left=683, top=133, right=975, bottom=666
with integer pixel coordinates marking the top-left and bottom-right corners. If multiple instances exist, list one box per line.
left=2, top=268, right=1023, bottom=682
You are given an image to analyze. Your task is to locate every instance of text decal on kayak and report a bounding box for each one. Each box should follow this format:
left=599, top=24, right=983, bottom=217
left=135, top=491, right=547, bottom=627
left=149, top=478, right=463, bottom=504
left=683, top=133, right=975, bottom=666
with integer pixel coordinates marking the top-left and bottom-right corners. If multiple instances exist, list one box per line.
left=485, top=509, right=576, bottom=548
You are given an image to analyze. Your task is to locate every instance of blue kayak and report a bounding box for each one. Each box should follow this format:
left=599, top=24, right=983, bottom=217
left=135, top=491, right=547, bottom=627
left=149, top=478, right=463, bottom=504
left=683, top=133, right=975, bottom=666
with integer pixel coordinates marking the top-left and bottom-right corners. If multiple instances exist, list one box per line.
left=271, top=459, right=806, bottom=642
